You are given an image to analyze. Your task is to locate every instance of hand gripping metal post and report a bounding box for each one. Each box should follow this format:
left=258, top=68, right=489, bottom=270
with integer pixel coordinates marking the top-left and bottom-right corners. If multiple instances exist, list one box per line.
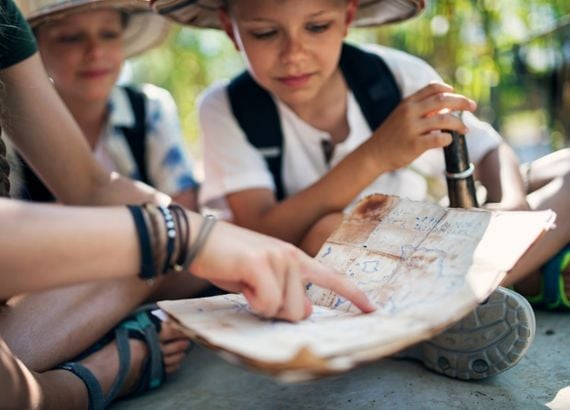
left=443, top=111, right=479, bottom=208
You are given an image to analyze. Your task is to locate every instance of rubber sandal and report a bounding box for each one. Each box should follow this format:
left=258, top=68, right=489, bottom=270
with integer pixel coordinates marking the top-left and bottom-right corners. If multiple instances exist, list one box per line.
left=119, top=304, right=165, bottom=395
left=518, top=244, right=570, bottom=311
left=57, top=304, right=166, bottom=408
left=396, top=287, right=535, bottom=380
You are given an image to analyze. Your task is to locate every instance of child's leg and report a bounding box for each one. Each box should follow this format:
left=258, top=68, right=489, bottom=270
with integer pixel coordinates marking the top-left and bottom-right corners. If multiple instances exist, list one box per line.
left=148, top=271, right=212, bottom=301
left=502, top=167, right=570, bottom=293
left=0, top=278, right=156, bottom=371
left=521, top=148, right=570, bottom=193
left=0, top=324, right=189, bottom=409
left=0, top=272, right=207, bottom=371
left=0, top=277, right=196, bottom=408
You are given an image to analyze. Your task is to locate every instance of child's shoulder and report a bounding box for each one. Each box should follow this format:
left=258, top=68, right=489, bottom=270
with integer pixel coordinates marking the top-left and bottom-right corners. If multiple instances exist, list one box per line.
left=198, top=80, right=231, bottom=112
left=357, top=43, right=443, bottom=96
left=359, top=43, right=435, bottom=73
left=139, top=83, right=176, bottom=105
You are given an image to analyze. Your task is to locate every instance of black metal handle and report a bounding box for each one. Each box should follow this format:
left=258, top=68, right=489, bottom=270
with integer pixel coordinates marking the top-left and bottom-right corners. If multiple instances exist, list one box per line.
left=443, top=112, right=479, bottom=208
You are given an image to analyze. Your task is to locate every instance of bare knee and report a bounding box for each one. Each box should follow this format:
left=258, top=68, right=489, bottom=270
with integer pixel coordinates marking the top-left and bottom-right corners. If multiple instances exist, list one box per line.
left=0, top=338, right=42, bottom=410
left=526, top=148, right=570, bottom=192
left=528, top=170, right=570, bottom=214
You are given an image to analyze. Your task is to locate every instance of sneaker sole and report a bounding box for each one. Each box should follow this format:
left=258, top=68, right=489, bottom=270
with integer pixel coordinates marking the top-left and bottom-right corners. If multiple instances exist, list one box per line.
left=401, top=287, right=536, bottom=380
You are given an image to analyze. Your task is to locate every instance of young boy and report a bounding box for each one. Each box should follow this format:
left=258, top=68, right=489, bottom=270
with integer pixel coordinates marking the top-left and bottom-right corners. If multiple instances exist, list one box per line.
left=16, top=0, right=199, bottom=210
left=154, top=0, right=569, bottom=380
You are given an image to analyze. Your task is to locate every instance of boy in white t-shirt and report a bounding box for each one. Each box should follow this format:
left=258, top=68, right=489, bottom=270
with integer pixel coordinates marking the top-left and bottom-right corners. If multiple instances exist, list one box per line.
left=154, top=0, right=570, bottom=379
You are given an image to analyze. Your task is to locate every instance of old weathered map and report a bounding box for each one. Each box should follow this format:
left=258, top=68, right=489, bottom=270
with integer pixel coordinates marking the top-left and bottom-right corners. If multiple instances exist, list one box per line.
left=159, top=194, right=555, bottom=381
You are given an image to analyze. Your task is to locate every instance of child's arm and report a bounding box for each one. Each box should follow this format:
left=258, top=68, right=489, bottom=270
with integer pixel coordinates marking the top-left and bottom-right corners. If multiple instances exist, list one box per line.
left=225, top=83, right=477, bottom=245
left=476, top=142, right=529, bottom=211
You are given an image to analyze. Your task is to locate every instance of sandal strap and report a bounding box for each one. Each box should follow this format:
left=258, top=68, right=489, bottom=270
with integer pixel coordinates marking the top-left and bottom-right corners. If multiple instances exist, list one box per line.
left=57, top=362, right=105, bottom=410
left=124, top=309, right=165, bottom=394
left=60, top=304, right=166, bottom=408
left=145, top=319, right=164, bottom=389
left=104, top=327, right=132, bottom=406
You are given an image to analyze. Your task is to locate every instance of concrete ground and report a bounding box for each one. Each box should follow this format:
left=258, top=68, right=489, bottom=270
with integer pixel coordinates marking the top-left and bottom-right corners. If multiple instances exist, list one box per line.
left=112, top=311, right=570, bottom=410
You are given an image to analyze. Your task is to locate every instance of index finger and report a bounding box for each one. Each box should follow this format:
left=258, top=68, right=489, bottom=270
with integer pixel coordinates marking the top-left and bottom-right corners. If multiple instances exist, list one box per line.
left=300, top=255, right=376, bottom=313
left=408, top=81, right=454, bottom=102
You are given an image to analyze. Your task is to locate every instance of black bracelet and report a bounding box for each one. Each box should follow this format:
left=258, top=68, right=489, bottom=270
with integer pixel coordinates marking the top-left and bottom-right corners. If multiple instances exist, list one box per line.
left=127, top=205, right=155, bottom=280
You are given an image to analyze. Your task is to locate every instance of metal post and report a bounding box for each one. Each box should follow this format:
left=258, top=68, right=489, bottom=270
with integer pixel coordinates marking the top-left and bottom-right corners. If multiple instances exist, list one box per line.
left=444, top=112, right=479, bottom=208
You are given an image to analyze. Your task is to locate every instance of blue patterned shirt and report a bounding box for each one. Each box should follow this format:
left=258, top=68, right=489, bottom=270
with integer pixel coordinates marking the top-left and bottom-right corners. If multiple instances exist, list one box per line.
left=95, top=84, right=198, bottom=196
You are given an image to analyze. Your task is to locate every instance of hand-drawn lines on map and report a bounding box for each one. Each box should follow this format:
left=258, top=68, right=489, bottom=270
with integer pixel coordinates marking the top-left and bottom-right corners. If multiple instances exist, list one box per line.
left=373, top=244, right=465, bottom=315
left=223, top=295, right=255, bottom=315
left=360, top=260, right=380, bottom=274
left=321, top=246, right=332, bottom=258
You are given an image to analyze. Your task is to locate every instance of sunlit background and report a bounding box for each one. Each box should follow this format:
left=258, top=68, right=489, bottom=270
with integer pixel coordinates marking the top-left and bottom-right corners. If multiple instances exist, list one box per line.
left=125, top=0, right=570, bottom=172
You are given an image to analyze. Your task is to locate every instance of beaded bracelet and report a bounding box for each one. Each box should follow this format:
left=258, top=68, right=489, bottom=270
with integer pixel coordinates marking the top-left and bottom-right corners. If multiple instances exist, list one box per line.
left=157, top=205, right=176, bottom=274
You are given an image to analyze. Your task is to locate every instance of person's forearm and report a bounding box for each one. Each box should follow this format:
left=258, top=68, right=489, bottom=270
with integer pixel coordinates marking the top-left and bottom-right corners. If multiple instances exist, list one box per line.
left=233, top=139, right=390, bottom=244
left=85, top=171, right=171, bottom=207
left=0, top=199, right=142, bottom=298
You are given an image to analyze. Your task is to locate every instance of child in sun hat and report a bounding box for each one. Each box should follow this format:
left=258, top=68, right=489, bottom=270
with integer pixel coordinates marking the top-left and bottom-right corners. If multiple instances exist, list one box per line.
left=14, top=0, right=200, bottom=210
left=153, top=0, right=569, bottom=379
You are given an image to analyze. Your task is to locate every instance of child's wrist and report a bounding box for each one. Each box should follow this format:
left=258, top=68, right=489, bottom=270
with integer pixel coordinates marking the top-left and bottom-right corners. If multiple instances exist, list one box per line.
left=363, top=147, right=390, bottom=175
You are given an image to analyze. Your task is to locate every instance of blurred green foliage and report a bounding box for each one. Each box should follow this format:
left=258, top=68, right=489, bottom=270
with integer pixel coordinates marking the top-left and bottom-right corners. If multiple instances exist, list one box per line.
left=130, top=0, right=570, bottom=159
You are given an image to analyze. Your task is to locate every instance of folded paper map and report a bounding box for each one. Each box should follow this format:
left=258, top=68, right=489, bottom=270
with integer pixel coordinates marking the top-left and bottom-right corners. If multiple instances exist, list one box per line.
left=159, top=194, right=555, bottom=381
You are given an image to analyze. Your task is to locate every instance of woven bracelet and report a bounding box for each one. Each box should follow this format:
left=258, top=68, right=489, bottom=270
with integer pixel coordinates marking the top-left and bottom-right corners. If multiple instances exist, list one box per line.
left=143, top=203, right=165, bottom=278
left=127, top=205, right=156, bottom=280
left=169, top=204, right=189, bottom=272
left=183, top=214, right=217, bottom=271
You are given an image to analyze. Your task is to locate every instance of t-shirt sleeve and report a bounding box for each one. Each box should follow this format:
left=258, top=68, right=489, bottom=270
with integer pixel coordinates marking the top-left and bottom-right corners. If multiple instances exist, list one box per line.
left=142, top=84, right=198, bottom=197
left=0, top=0, right=37, bottom=70
left=362, top=43, right=444, bottom=98
left=198, top=82, right=275, bottom=212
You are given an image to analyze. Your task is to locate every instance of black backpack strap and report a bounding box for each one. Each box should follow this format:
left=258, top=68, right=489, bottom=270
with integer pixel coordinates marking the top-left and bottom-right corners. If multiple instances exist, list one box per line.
left=121, top=85, right=150, bottom=185
left=18, top=86, right=151, bottom=202
left=227, top=72, right=286, bottom=201
left=226, top=44, right=402, bottom=201
left=339, top=43, right=402, bottom=130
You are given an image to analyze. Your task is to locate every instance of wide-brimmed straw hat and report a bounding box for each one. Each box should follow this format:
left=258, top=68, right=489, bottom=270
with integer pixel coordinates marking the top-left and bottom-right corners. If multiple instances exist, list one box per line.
left=151, top=0, right=424, bottom=29
left=16, top=0, right=171, bottom=57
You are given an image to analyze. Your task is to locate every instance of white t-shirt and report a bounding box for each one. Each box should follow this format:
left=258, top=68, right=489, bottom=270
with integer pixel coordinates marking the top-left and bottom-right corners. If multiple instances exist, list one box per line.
left=198, top=44, right=502, bottom=219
